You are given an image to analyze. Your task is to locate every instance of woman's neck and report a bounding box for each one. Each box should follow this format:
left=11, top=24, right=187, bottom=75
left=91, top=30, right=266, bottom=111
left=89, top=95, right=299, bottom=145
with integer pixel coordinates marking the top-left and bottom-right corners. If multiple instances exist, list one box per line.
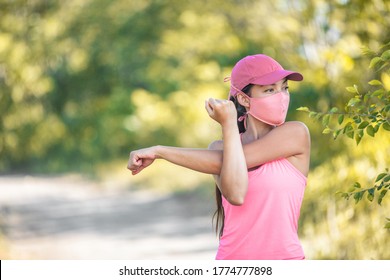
left=241, top=115, right=274, bottom=144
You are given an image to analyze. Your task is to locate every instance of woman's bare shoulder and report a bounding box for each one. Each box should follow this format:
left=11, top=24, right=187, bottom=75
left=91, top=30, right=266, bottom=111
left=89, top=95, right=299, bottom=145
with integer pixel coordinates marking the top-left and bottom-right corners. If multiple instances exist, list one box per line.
left=208, top=140, right=223, bottom=150
left=274, top=121, right=310, bottom=139
left=267, top=121, right=310, bottom=155
left=280, top=121, right=309, bottom=131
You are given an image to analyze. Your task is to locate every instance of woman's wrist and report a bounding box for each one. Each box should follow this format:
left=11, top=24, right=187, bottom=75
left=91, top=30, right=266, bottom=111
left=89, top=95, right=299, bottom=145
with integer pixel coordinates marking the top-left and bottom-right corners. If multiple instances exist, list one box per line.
left=221, top=120, right=239, bottom=135
left=153, top=145, right=163, bottom=159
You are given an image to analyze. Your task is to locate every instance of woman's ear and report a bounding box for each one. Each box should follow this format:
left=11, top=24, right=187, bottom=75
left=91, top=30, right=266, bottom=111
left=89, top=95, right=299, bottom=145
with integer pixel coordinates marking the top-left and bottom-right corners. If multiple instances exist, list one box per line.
left=236, top=92, right=250, bottom=108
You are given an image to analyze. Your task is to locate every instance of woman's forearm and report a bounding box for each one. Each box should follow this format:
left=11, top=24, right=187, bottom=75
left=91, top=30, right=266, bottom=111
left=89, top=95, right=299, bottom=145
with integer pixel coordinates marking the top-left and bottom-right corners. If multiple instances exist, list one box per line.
left=131, top=122, right=309, bottom=177
left=154, top=145, right=223, bottom=175
left=219, top=124, right=248, bottom=205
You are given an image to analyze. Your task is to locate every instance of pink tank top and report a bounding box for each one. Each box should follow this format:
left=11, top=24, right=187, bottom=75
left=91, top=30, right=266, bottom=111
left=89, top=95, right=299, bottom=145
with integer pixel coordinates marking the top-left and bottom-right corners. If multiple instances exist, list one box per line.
left=215, top=158, right=307, bottom=260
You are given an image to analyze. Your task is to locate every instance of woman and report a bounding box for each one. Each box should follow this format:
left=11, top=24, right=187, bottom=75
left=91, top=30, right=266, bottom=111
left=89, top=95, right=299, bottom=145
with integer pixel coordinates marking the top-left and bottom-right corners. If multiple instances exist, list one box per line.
left=127, top=54, right=310, bottom=260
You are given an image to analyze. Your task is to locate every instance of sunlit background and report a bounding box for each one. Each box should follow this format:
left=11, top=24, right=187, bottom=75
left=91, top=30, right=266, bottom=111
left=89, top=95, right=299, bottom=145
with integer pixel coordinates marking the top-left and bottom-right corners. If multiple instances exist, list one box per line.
left=0, top=0, right=389, bottom=259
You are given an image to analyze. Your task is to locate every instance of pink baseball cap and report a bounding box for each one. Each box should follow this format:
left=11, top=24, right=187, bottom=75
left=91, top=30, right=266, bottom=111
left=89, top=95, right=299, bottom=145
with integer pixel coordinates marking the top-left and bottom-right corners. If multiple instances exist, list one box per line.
left=227, top=54, right=303, bottom=98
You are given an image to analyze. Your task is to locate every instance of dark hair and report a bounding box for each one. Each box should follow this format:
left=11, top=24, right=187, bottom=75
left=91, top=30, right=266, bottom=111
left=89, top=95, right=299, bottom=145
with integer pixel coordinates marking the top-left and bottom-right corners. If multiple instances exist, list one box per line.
left=213, top=84, right=253, bottom=238
left=230, top=84, right=253, bottom=133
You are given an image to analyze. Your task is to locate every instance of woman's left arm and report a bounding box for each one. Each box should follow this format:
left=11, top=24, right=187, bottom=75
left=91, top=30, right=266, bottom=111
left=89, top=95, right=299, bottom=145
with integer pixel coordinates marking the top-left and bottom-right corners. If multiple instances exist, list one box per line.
left=128, top=98, right=248, bottom=205
left=127, top=121, right=309, bottom=176
left=242, top=121, right=310, bottom=174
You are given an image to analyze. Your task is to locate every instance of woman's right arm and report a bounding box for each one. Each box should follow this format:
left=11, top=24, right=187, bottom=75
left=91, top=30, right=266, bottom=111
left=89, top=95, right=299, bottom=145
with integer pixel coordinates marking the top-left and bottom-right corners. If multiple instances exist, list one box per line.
left=128, top=98, right=248, bottom=205
left=127, top=98, right=236, bottom=176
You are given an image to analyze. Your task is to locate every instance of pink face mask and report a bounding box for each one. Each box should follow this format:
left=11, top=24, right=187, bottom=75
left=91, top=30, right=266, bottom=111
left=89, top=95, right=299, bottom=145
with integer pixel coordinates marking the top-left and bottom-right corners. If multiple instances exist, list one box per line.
left=241, top=91, right=290, bottom=126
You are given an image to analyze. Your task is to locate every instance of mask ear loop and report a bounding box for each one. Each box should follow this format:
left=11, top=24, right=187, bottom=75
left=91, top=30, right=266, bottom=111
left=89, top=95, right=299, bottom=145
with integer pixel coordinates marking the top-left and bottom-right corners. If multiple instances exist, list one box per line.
left=238, top=112, right=248, bottom=130
left=224, top=77, right=249, bottom=130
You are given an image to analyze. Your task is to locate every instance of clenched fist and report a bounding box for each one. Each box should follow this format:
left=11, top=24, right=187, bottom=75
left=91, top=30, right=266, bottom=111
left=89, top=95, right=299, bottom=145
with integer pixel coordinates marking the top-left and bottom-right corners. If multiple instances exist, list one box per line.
left=205, top=98, right=237, bottom=127
left=127, top=146, right=158, bottom=175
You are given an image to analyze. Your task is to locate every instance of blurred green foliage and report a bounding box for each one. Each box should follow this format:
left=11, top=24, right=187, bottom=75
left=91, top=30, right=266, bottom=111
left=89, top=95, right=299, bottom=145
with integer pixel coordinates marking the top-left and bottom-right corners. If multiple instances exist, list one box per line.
left=298, top=43, right=390, bottom=213
left=0, top=0, right=389, bottom=259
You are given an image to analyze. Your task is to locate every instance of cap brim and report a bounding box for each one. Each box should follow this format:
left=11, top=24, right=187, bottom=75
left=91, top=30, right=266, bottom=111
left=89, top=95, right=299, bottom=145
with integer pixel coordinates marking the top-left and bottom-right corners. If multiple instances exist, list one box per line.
left=251, top=70, right=303, bottom=85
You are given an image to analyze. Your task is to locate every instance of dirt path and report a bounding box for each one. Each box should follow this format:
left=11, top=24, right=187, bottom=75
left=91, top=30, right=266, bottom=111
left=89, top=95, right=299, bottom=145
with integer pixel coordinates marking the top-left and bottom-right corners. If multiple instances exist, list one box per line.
left=0, top=175, right=218, bottom=259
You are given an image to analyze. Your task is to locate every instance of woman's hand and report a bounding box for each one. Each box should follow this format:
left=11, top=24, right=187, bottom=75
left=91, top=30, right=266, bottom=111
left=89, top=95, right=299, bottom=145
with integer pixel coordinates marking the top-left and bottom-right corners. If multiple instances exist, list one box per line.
left=205, top=98, right=237, bottom=127
left=127, top=146, right=159, bottom=175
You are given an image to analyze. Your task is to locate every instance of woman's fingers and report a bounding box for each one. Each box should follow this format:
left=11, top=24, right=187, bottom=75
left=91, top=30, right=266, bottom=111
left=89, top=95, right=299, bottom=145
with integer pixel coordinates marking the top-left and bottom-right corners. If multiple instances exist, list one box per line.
left=127, top=148, right=157, bottom=175
left=205, top=98, right=218, bottom=117
left=206, top=98, right=237, bottom=128
left=205, top=99, right=212, bottom=114
left=127, top=152, right=141, bottom=171
left=128, top=157, right=144, bottom=175
left=208, top=98, right=226, bottom=106
left=205, top=98, right=235, bottom=124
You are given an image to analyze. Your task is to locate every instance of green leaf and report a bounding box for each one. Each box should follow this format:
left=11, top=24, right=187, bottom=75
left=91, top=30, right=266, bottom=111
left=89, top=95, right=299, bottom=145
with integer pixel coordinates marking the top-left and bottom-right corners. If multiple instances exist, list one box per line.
left=358, top=121, right=369, bottom=129
left=382, top=121, right=390, bottom=131
left=353, top=115, right=362, bottom=124
left=355, top=131, right=362, bottom=145
left=380, top=50, right=390, bottom=61
left=361, top=46, right=376, bottom=56
left=364, top=92, right=371, bottom=103
left=309, top=111, right=318, bottom=118
left=338, top=114, right=344, bottom=125
left=344, top=122, right=355, bottom=139
left=372, top=89, right=385, bottom=97
left=384, top=222, right=390, bottom=229
left=366, top=125, right=375, bottom=137
left=353, top=191, right=364, bottom=204
left=367, top=188, right=375, bottom=202
left=384, top=175, right=390, bottom=182
left=378, top=189, right=387, bottom=205
left=330, top=107, right=338, bottom=113
left=346, top=86, right=357, bottom=93
left=369, top=57, right=382, bottom=68
left=322, top=127, right=332, bottom=134
left=368, top=79, right=383, bottom=86
left=368, top=104, right=377, bottom=113
left=314, top=113, right=323, bottom=121
left=376, top=173, right=388, bottom=182
left=346, top=129, right=354, bottom=139
left=347, top=97, right=361, bottom=107
left=377, top=61, right=390, bottom=72
left=322, top=114, right=331, bottom=126
left=333, top=129, right=342, bottom=140
left=343, top=122, right=353, bottom=132
left=368, top=115, right=377, bottom=122
left=354, top=182, right=361, bottom=189
left=296, top=107, right=310, bottom=113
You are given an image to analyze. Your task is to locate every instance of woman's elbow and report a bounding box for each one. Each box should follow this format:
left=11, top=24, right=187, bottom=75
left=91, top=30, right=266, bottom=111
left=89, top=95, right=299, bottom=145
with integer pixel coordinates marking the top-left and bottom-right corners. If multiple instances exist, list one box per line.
left=224, top=183, right=248, bottom=206
left=227, top=195, right=245, bottom=206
